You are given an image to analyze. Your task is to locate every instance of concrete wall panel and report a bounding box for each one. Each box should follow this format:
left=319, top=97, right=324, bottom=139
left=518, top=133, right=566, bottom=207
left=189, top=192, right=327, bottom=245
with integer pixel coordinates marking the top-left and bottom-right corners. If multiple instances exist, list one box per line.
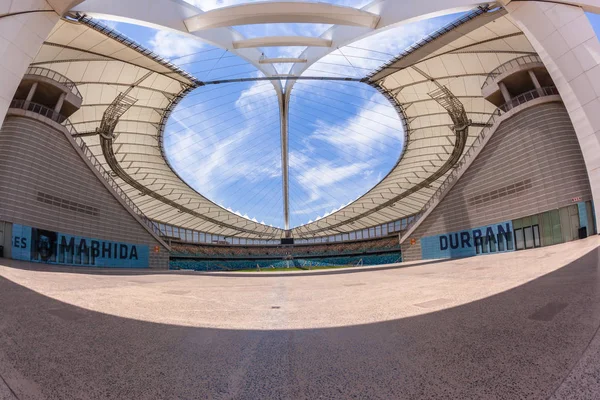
left=402, top=102, right=592, bottom=261
left=0, top=114, right=169, bottom=268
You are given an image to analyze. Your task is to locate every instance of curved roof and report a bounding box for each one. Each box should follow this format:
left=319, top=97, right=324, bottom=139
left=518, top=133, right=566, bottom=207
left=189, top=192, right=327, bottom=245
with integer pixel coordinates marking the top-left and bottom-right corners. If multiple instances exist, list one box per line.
left=33, top=17, right=283, bottom=238
left=29, top=5, right=539, bottom=240
left=291, top=8, right=536, bottom=237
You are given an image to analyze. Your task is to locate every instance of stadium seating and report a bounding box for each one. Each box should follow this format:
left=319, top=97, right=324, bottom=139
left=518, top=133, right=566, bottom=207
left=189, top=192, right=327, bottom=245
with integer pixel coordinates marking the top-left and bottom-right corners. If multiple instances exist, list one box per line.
left=170, top=252, right=401, bottom=271
left=170, top=236, right=400, bottom=259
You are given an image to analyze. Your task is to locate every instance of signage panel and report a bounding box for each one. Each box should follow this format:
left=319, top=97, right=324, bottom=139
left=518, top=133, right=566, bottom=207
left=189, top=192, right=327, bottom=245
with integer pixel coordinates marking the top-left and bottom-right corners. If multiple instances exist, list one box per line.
left=421, top=221, right=514, bottom=260
left=11, top=224, right=149, bottom=268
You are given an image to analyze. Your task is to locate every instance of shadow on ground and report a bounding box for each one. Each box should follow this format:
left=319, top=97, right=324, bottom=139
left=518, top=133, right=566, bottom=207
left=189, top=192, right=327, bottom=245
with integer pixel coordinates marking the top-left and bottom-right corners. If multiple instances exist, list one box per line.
left=0, top=248, right=599, bottom=399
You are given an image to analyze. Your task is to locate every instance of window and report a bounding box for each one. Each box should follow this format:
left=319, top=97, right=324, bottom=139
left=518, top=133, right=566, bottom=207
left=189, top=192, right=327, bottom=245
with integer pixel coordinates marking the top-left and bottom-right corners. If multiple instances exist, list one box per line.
left=475, top=235, right=483, bottom=254
left=533, top=225, right=541, bottom=247
left=514, top=229, right=525, bottom=250
left=489, top=234, right=497, bottom=252
left=498, top=233, right=505, bottom=251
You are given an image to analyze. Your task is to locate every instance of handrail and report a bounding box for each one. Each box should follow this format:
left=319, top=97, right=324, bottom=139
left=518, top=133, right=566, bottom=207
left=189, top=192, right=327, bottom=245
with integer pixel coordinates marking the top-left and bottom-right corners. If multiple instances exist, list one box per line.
left=25, top=66, right=82, bottom=98
left=499, top=86, right=559, bottom=112
left=8, top=99, right=164, bottom=239
left=481, top=55, right=542, bottom=89
left=10, top=99, right=68, bottom=124
left=401, top=86, right=559, bottom=240
left=72, top=136, right=165, bottom=238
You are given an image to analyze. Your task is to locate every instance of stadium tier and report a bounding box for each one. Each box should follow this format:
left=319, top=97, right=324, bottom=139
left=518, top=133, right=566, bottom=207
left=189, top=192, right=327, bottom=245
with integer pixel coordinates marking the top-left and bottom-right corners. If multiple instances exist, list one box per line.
left=169, top=236, right=402, bottom=270
left=169, top=253, right=402, bottom=271
left=170, top=236, right=400, bottom=258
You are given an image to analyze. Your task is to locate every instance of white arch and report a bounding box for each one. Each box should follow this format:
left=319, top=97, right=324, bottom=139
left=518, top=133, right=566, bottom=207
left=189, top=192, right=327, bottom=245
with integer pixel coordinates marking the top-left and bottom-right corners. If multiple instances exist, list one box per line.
left=184, top=2, right=381, bottom=31
left=232, top=36, right=332, bottom=49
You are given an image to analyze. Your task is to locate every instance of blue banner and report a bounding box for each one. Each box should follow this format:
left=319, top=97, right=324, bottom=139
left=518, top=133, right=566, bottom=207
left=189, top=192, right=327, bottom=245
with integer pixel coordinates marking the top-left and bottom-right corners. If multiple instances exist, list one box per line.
left=11, top=224, right=149, bottom=268
left=421, top=221, right=514, bottom=259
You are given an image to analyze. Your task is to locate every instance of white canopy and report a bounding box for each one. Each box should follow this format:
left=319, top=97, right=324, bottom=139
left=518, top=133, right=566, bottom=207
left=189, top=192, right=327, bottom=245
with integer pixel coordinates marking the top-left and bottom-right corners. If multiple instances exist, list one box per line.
left=31, top=8, right=538, bottom=240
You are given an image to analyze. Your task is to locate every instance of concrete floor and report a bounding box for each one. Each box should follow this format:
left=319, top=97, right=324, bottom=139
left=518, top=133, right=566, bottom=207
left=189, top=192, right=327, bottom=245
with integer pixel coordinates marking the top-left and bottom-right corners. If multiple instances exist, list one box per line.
left=1, top=237, right=600, bottom=399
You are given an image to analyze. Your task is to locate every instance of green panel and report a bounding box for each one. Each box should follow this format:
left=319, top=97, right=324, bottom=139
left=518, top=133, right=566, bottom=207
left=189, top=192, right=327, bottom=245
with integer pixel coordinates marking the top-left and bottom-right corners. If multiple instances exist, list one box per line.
left=551, top=209, right=563, bottom=244
left=513, top=218, right=523, bottom=229
left=542, top=212, right=553, bottom=246
left=522, top=216, right=532, bottom=227
left=531, top=215, right=539, bottom=225
left=587, top=202, right=596, bottom=235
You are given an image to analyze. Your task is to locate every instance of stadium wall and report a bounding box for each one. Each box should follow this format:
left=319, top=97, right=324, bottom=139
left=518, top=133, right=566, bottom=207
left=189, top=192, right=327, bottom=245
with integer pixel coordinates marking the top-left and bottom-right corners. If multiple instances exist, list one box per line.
left=402, top=102, right=594, bottom=261
left=0, top=112, right=169, bottom=269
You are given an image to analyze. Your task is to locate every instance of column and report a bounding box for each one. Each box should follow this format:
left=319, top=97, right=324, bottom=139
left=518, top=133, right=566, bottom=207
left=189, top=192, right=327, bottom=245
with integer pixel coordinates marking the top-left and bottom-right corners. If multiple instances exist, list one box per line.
left=506, top=1, right=600, bottom=229
left=54, top=92, right=66, bottom=113
left=498, top=81, right=512, bottom=103
left=528, top=69, right=542, bottom=90
left=25, top=81, right=38, bottom=103
left=0, top=1, right=60, bottom=128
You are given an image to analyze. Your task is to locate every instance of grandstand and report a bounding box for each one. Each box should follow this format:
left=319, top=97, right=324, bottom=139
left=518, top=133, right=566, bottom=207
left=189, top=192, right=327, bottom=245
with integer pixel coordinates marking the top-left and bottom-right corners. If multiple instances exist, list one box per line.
left=169, top=235, right=402, bottom=271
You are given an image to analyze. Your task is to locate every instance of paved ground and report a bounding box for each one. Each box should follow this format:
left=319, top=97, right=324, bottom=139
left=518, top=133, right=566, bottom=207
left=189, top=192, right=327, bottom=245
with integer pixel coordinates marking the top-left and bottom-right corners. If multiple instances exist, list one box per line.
left=1, top=237, right=600, bottom=399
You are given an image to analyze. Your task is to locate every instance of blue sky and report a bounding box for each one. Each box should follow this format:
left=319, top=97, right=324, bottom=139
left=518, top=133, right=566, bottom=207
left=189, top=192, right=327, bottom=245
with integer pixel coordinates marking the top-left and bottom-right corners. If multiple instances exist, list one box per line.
left=99, top=1, right=600, bottom=229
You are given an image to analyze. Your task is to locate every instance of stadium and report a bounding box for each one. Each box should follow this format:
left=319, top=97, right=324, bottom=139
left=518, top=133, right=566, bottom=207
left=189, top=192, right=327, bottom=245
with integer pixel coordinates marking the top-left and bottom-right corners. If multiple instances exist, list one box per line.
left=1, top=0, right=600, bottom=398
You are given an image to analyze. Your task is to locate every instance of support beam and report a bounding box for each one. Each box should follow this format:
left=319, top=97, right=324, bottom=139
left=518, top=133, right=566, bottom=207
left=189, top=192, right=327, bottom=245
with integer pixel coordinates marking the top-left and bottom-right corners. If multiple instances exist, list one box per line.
left=279, top=90, right=291, bottom=230
left=528, top=69, right=542, bottom=90
left=184, top=2, right=381, bottom=31
left=70, top=0, right=281, bottom=81
left=233, top=36, right=333, bottom=49
left=499, top=81, right=512, bottom=103
left=25, top=82, right=38, bottom=103
left=259, top=58, right=307, bottom=64
left=54, top=92, right=66, bottom=113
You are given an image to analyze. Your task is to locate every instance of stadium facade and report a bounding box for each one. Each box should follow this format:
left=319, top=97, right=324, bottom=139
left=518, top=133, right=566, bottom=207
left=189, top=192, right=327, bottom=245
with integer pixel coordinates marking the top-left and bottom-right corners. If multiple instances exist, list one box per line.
left=0, top=0, right=599, bottom=268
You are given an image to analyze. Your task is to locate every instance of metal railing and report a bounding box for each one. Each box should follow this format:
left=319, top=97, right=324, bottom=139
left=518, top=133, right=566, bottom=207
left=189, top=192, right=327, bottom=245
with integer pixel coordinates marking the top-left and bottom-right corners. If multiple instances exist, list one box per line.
left=481, top=55, right=542, bottom=89
left=72, top=136, right=164, bottom=237
left=499, top=86, right=559, bottom=112
left=401, top=86, right=560, bottom=240
left=25, top=67, right=82, bottom=98
left=10, top=99, right=66, bottom=123
left=8, top=99, right=163, bottom=239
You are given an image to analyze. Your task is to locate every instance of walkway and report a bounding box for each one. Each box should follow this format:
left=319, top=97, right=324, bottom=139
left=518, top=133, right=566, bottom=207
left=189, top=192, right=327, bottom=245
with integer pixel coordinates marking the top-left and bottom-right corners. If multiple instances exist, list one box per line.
left=1, top=237, right=599, bottom=399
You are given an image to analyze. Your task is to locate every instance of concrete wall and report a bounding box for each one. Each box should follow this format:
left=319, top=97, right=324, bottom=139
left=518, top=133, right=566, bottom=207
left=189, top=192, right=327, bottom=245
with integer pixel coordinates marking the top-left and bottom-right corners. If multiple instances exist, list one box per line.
left=402, top=102, right=593, bottom=261
left=0, top=112, right=169, bottom=268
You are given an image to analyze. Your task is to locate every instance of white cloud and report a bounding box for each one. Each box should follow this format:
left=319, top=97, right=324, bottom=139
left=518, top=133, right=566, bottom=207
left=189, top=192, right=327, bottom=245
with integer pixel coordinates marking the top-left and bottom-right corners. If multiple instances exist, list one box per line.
left=305, top=14, right=456, bottom=77
left=235, top=78, right=277, bottom=113
left=309, top=93, right=404, bottom=157
left=149, top=30, right=205, bottom=59
left=290, top=151, right=371, bottom=204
